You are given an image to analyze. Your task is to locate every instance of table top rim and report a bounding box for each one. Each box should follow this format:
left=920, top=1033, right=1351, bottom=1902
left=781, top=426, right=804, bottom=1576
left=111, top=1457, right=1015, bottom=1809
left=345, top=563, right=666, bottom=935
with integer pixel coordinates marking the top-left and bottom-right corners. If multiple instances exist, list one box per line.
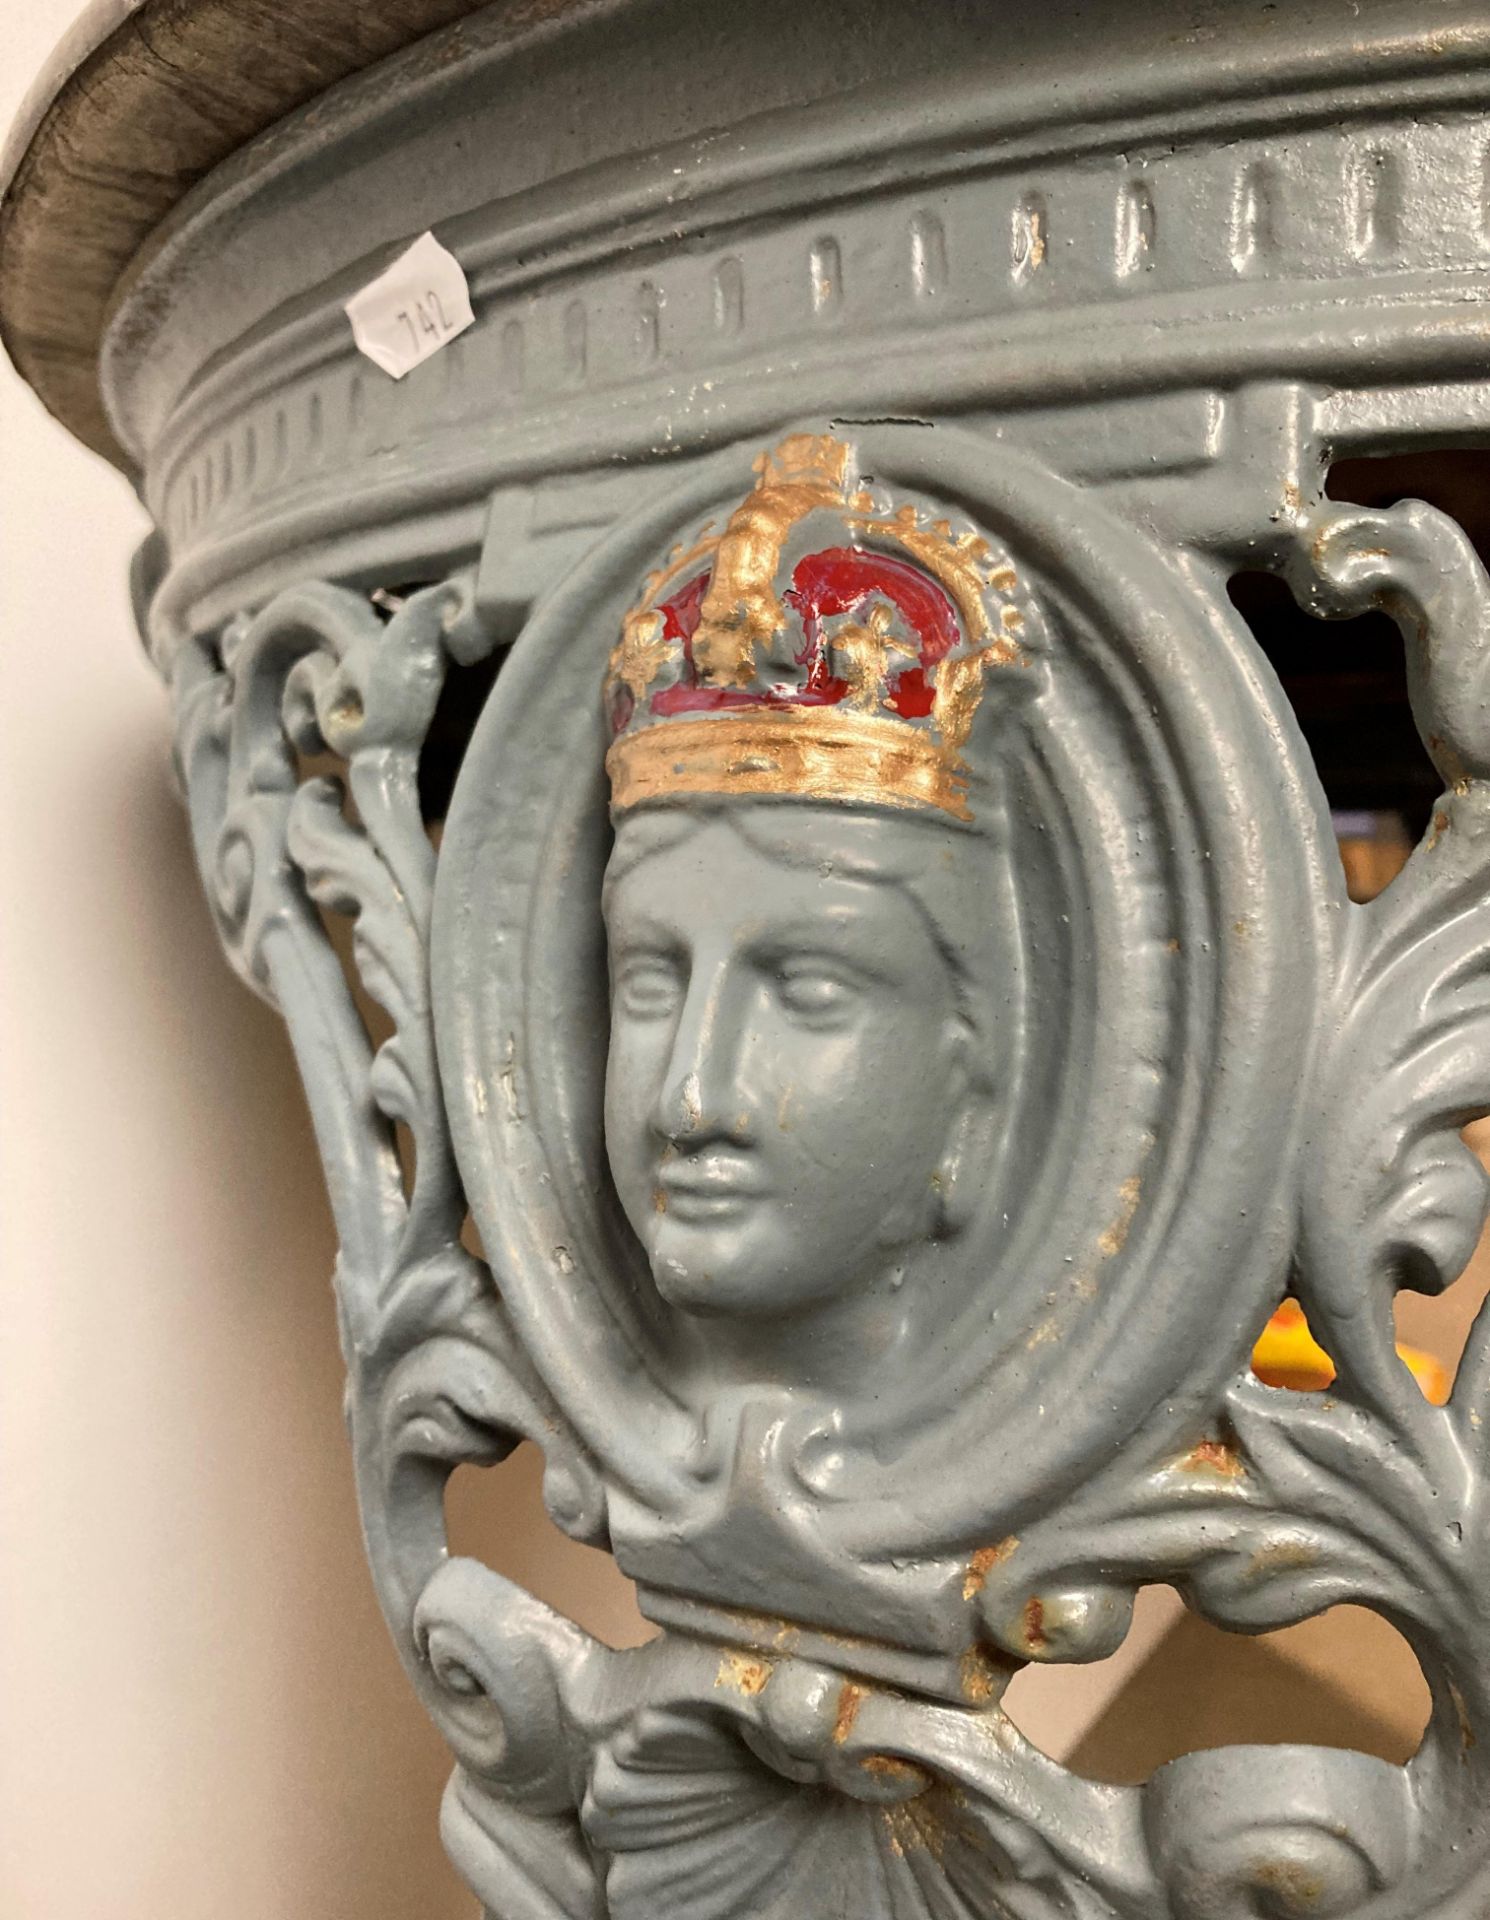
left=0, top=0, right=544, bottom=467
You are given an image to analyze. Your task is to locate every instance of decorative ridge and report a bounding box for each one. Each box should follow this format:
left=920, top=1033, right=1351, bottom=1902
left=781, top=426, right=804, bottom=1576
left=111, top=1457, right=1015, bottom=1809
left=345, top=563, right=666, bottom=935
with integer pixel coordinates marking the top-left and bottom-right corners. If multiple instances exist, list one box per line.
left=115, top=24, right=1490, bottom=470
left=8, top=0, right=1490, bottom=468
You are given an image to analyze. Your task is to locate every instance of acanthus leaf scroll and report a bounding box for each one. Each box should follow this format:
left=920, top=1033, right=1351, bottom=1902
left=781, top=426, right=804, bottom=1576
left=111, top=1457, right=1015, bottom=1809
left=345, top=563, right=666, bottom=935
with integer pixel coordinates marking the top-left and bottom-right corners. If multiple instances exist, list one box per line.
left=170, top=420, right=1490, bottom=1919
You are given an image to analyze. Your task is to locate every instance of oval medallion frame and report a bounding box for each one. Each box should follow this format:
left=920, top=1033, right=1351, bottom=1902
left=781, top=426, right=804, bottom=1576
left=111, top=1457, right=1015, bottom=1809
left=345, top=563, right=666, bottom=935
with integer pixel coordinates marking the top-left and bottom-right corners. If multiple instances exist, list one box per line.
left=432, top=422, right=1338, bottom=1644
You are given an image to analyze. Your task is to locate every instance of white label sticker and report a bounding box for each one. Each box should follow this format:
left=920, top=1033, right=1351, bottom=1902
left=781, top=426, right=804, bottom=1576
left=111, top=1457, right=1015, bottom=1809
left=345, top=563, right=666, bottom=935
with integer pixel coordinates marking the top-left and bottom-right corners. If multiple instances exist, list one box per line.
left=344, top=232, right=475, bottom=379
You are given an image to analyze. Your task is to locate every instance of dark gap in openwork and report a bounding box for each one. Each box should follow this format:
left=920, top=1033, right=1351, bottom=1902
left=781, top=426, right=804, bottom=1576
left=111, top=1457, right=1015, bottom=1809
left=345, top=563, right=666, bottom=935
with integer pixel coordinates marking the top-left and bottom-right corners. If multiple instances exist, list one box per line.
left=1236, top=451, right=1490, bottom=1409
left=1226, top=570, right=1437, bottom=845
left=364, top=580, right=506, bottom=828
left=419, top=648, right=502, bottom=827
left=1229, top=450, right=1490, bottom=852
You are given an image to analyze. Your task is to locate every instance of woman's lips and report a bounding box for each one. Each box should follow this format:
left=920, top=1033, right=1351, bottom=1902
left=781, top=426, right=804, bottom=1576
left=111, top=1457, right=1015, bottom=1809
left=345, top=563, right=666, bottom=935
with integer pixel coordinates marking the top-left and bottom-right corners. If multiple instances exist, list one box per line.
left=656, top=1155, right=766, bottom=1224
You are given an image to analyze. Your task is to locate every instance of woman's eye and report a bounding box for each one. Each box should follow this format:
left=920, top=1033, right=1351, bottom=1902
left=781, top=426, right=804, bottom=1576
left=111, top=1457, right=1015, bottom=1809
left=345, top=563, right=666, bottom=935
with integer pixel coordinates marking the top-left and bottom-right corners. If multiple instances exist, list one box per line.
left=775, top=965, right=857, bottom=1021
left=615, top=957, right=682, bottom=1018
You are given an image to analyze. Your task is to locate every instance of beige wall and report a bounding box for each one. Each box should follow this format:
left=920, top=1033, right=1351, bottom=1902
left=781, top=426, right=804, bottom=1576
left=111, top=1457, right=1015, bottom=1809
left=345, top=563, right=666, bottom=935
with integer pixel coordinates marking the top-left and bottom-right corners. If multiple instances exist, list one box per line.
left=1, top=16, right=462, bottom=1917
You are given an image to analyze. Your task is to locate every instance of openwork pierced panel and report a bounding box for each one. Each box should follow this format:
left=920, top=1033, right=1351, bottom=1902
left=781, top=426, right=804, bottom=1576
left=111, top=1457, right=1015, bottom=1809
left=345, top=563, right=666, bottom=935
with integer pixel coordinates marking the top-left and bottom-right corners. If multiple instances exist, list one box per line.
left=169, top=407, right=1490, bottom=1919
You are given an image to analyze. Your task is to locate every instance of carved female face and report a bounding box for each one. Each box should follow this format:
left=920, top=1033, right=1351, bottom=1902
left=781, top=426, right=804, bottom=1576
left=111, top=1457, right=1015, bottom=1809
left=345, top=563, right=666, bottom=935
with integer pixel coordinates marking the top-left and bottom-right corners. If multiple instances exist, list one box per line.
left=602, top=806, right=977, bottom=1329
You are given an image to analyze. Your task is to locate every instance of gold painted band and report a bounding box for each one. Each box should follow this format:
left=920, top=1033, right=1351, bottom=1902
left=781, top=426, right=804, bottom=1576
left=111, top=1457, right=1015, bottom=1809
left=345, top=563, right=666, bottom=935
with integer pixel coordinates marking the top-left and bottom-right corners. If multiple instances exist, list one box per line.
left=605, top=709, right=971, bottom=820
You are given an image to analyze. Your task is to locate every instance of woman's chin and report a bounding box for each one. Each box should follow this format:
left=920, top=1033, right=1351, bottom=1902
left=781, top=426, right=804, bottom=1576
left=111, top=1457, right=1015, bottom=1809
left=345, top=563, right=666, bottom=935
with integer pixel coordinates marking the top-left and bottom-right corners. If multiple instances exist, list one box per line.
left=648, top=1227, right=761, bottom=1318
left=645, top=1221, right=864, bottom=1324
left=646, top=1212, right=812, bottom=1320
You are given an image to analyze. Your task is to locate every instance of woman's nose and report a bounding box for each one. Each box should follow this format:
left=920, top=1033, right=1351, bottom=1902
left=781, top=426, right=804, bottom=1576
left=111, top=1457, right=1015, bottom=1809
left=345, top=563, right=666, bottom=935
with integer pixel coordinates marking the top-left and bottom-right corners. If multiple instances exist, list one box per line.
left=653, top=963, right=750, bottom=1146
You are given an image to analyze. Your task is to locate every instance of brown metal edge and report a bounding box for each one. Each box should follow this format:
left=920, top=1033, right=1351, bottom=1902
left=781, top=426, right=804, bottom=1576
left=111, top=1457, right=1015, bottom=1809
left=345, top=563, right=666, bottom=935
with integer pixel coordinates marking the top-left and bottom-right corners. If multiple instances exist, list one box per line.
left=0, top=0, right=506, bottom=469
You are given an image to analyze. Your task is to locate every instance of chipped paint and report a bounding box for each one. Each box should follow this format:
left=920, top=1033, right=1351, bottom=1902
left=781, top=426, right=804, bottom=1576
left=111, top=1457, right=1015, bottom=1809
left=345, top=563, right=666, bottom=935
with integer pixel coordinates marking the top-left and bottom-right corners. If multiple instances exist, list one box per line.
left=499, top=1033, right=522, bottom=1122
left=962, top=1537, right=1019, bottom=1602
left=958, top=1647, right=1006, bottom=1704
left=715, top=1650, right=772, bottom=1696
left=1178, top=1435, right=1248, bottom=1479
left=832, top=1680, right=866, bottom=1743
left=880, top=1793, right=949, bottom=1862
left=1097, top=1175, right=1142, bottom=1259
left=1022, top=1596, right=1049, bottom=1655
left=1254, top=1860, right=1327, bottom=1907
left=861, top=1753, right=930, bottom=1791
left=1246, top=1538, right=1317, bottom=1579
left=1427, top=731, right=1473, bottom=791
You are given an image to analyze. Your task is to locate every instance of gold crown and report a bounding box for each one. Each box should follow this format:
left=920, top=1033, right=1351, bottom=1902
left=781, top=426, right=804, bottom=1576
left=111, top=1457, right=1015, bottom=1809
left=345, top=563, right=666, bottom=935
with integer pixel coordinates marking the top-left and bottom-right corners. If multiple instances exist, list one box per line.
left=604, top=434, right=1034, bottom=822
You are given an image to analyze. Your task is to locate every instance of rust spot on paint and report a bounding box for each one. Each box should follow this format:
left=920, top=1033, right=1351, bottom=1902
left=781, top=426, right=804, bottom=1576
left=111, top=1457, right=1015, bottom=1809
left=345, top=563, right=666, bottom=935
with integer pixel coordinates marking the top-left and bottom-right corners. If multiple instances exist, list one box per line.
left=879, top=1805, right=918, bottom=1859
left=715, top=1652, right=771, bottom=1696
left=1426, top=808, right=1450, bottom=852
left=1247, top=1539, right=1317, bottom=1579
left=707, top=1607, right=803, bottom=1655
left=1179, top=1436, right=1247, bottom=1479
left=958, top=1647, right=1006, bottom=1704
left=880, top=1786, right=954, bottom=1860
left=1255, top=1861, right=1327, bottom=1907
left=329, top=691, right=364, bottom=733
left=833, top=1681, right=866, bottom=1744
left=652, top=1188, right=668, bottom=1213
left=861, top=1753, right=930, bottom=1790
left=1097, top=1175, right=1142, bottom=1258
left=1022, top=1596, right=1050, bottom=1655
left=962, top=1537, right=1019, bottom=1601
left=1426, top=735, right=1476, bottom=796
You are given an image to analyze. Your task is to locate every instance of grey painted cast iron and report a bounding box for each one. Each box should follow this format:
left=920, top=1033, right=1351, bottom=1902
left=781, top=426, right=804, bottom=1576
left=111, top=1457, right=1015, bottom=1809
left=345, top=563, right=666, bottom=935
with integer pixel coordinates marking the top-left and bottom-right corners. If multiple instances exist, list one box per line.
left=16, top=0, right=1490, bottom=1912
